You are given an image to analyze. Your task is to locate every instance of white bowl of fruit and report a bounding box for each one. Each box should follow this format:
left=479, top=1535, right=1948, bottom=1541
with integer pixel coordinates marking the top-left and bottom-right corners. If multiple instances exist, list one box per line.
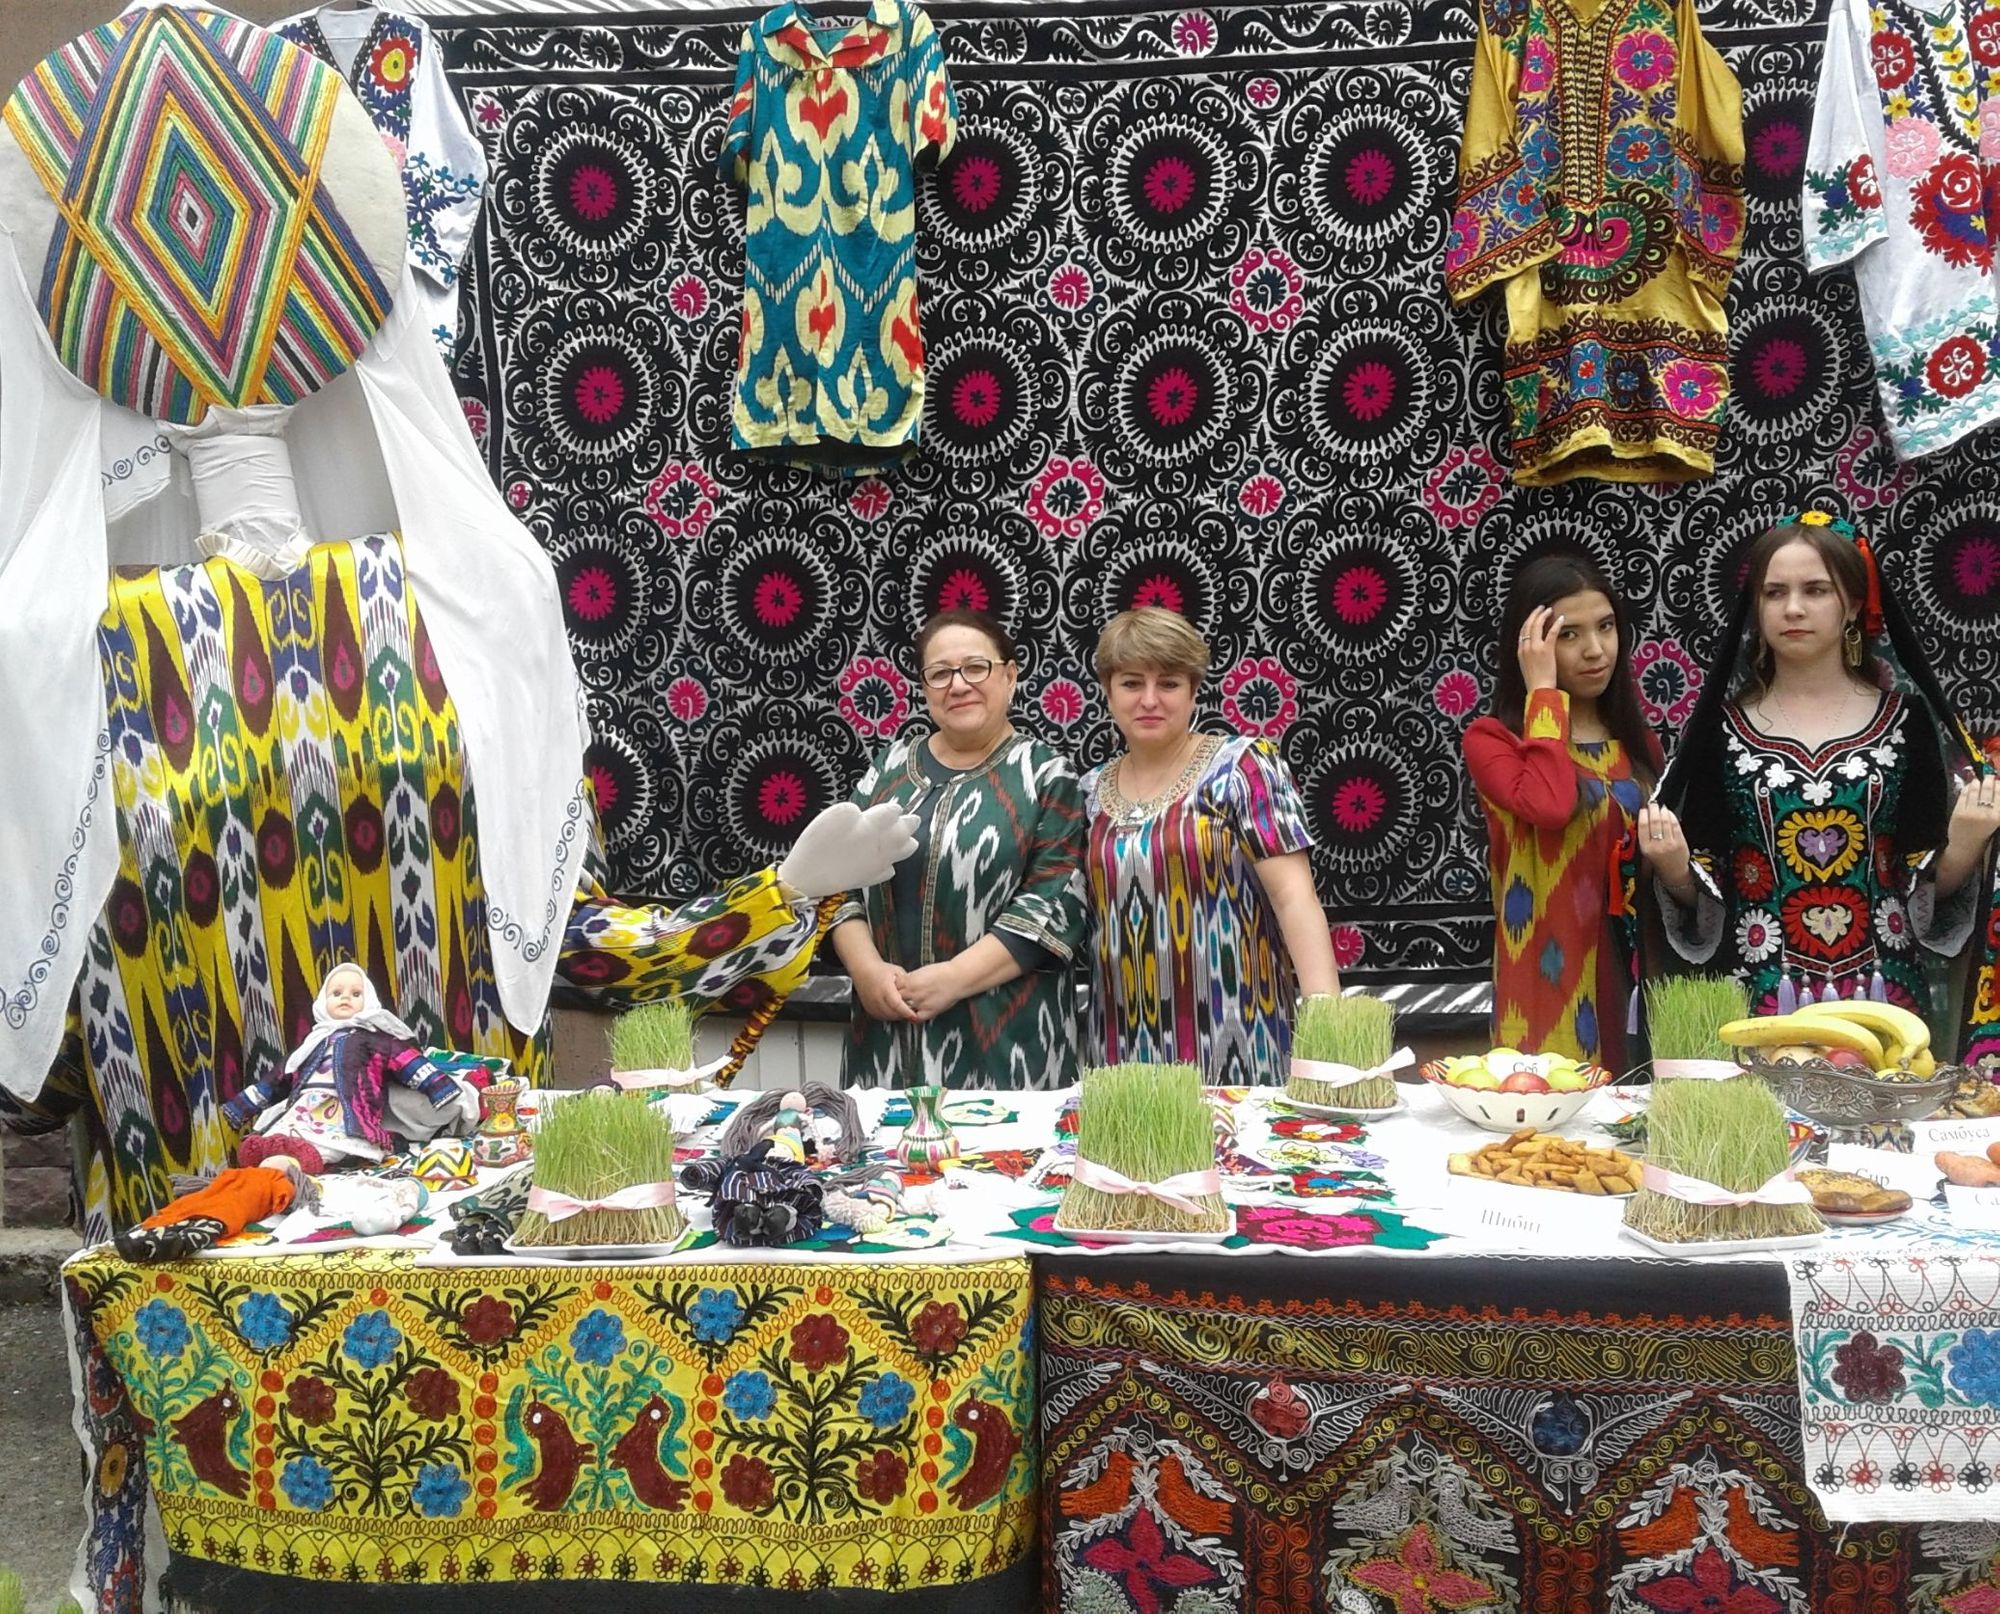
left=1418, top=1048, right=1616, bottom=1132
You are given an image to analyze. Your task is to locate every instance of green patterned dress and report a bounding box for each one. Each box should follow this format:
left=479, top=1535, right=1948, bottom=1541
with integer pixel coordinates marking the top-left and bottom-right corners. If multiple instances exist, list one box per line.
left=834, top=731, right=1088, bottom=1088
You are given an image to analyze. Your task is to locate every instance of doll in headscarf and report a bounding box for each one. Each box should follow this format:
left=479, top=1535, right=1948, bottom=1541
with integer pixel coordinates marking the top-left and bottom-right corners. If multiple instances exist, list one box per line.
left=1639, top=512, right=2000, bottom=1049
left=223, top=962, right=474, bottom=1173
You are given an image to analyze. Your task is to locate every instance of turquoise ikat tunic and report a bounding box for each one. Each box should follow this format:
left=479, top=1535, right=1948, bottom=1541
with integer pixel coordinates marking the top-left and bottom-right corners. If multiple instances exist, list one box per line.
left=720, top=0, right=957, bottom=474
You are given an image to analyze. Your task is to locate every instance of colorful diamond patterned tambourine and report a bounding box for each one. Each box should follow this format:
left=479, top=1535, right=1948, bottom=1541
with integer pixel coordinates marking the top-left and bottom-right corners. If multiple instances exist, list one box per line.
left=0, top=4, right=405, bottom=422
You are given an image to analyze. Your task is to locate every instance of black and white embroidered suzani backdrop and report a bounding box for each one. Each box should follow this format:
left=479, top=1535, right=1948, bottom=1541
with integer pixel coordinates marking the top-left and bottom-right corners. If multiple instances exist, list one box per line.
left=435, top=0, right=2000, bottom=986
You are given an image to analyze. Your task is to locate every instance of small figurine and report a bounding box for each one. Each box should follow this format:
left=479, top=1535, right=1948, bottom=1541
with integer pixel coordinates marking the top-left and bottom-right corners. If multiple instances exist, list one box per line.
left=224, top=963, right=476, bottom=1172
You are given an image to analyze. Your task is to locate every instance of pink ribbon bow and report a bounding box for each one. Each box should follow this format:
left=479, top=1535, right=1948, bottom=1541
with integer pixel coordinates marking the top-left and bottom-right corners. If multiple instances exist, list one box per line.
left=1069, top=1156, right=1222, bottom=1219
left=526, top=1180, right=677, bottom=1224
left=1639, top=1161, right=1811, bottom=1209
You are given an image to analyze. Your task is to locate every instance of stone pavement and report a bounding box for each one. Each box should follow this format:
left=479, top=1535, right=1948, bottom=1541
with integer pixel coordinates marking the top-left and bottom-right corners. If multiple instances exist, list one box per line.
left=2, top=1291, right=86, bottom=1612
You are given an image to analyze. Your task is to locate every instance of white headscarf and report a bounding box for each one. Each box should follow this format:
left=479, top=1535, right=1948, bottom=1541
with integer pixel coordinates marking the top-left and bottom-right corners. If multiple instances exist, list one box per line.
left=285, top=962, right=420, bottom=1075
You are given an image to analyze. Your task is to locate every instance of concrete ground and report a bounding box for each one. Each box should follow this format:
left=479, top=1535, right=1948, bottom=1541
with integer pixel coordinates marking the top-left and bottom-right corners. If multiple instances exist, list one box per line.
left=3, top=1300, right=85, bottom=1612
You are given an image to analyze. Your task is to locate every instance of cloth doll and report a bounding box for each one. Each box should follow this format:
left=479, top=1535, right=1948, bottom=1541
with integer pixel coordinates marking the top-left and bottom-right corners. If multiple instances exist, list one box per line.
left=224, top=963, right=475, bottom=1172
left=114, top=1158, right=310, bottom=1262
left=679, top=1143, right=826, bottom=1247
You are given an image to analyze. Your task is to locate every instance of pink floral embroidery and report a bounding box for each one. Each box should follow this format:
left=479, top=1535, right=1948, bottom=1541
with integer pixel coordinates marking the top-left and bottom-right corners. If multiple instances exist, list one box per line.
left=643, top=461, right=721, bottom=540
left=1219, top=656, right=1300, bottom=738
left=1432, top=669, right=1481, bottom=718
left=1233, top=1203, right=1388, bottom=1250
left=1883, top=115, right=1942, bottom=181
left=566, top=566, right=616, bottom=622
left=1245, top=77, right=1281, bottom=110
left=1237, top=473, right=1285, bottom=518
left=1421, top=444, right=1504, bottom=531
left=461, top=398, right=489, bottom=447
left=1229, top=247, right=1304, bottom=335
left=1039, top=679, right=1086, bottom=728
left=1170, top=9, right=1217, bottom=53
left=837, top=656, right=911, bottom=740
left=1048, top=263, right=1094, bottom=310
left=587, top=762, right=620, bottom=815
left=1331, top=925, right=1366, bottom=968
left=668, top=274, right=710, bottom=320
left=1025, top=455, right=1106, bottom=540
left=1659, top=358, right=1723, bottom=419
left=757, top=771, right=809, bottom=826
left=848, top=479, right=892, bottom=521
left=1630, top=638, right=1702, bottom=727
left=1611, top=30, right=1675, bottom=90
left=1834, top=424, right=1911, bottom=511
left=1521, top=35, right=1556, bottom=91
left=505, top=481, right=532, bottom=511
left=667, top=677, right=709, bottom=722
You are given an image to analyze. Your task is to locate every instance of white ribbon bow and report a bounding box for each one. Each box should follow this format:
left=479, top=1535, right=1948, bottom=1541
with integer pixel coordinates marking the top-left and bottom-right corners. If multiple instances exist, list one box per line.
left=1639, top=1161, right=1812, bottom=1208
left=1070, top=1157, right=1223, bottom=1219
left=607, top=1057, right=729, bottom=1092
left=1289, top=1047, right=1416, bottom=1091
left=526, top=1180, right=677, bottom=1224
left=1651, top=1059, right=1745, bottom=1082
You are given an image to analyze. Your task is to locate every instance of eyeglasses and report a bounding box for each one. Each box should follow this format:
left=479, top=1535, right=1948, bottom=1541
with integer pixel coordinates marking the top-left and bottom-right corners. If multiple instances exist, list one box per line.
left=921, top=657, right=999, bottom=689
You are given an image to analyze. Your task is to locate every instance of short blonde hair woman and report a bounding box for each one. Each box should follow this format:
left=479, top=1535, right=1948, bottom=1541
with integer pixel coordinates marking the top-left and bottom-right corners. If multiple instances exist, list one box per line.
left=1082, top=607, right=1341, bottom=1083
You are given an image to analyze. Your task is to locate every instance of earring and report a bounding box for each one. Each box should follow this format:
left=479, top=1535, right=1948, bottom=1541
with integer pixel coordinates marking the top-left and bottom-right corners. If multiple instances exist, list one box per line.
left=1843, top=620, right=1863, bottom=668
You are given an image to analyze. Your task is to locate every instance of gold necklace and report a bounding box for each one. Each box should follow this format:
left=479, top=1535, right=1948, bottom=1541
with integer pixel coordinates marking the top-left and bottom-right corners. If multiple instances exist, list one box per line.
left=1106, top=734, right=1214, bottom=824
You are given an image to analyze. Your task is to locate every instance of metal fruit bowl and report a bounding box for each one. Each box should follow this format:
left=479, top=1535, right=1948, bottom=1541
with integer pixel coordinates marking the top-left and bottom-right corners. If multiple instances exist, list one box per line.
left=1742, top=1058, right=1959, bottom=1126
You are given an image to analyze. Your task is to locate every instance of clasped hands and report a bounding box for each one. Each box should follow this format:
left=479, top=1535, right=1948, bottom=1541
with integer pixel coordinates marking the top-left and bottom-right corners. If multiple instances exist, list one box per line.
left=853, top=956, right=968, bottom=1023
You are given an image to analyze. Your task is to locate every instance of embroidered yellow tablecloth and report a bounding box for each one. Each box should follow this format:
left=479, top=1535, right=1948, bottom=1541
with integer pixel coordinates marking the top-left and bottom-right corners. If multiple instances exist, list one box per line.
left=67, top=1247, right=1034, bottom=1596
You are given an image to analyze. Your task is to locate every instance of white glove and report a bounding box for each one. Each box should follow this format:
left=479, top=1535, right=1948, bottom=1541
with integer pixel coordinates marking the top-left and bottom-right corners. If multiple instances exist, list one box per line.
left=776, top=801, right=921, bottom=900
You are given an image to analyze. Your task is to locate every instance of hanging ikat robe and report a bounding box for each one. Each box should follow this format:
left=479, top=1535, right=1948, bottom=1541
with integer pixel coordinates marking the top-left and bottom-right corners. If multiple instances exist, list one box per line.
left=720, top=0, right=957, bottom=474
left=1445, top=0, right=1747, bottom=484
left=1803, top=0, right=2000, bottom=457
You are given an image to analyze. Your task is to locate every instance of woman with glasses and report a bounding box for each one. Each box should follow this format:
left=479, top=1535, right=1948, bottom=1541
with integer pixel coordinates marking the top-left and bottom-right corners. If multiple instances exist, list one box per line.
left=829, top=609, right=1089, bottom=1088
left=1084, top=608, right=1340, bottom=1084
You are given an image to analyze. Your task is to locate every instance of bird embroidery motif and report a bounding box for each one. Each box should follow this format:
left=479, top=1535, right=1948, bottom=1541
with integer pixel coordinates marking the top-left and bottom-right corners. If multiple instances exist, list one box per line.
left=610, top=1394, right=688, bottom=1511
left=520, top=1399, right=594, bottom=1511
left=946, top=1398, right=1019, bottom=1510
left=173, top=1387, right=248, bottom=1498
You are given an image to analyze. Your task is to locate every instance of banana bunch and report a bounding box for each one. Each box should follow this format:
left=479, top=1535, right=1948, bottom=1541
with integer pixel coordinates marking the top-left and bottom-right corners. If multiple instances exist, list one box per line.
left=1718, top=1001, right=1935, bottom=1076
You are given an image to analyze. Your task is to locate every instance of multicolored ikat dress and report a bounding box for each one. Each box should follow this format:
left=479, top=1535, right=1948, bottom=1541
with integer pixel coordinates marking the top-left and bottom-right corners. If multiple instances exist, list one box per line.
left=1671, top=694, right=1956, bottom=1016
left=1082, top=736, right=1317, bottom=1086
left=720, top=0, right=957, bottom=473
left=1464, top=689, right=1648, bottom=1075
left=1445, top=0, right=1746, bottom=483
left=0, top=537, right=825, bottom=1242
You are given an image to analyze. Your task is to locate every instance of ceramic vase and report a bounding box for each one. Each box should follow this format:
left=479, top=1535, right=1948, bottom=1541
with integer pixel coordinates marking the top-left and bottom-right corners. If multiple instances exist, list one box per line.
left=893, top=1083, right=958, bottom=1170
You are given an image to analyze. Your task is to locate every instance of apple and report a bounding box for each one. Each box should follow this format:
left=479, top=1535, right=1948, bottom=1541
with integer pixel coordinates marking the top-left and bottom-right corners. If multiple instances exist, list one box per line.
left=1822, top=1047, right=1871, bottom=1070
left=1498, top=1070, right=1550, bottom=1094
left=1766, top=1044, right=1822, bottom=1065
left=1455, top=1066, right=1502, bottom=1091
left=1545, top=1064, right=1590, bottom=1093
